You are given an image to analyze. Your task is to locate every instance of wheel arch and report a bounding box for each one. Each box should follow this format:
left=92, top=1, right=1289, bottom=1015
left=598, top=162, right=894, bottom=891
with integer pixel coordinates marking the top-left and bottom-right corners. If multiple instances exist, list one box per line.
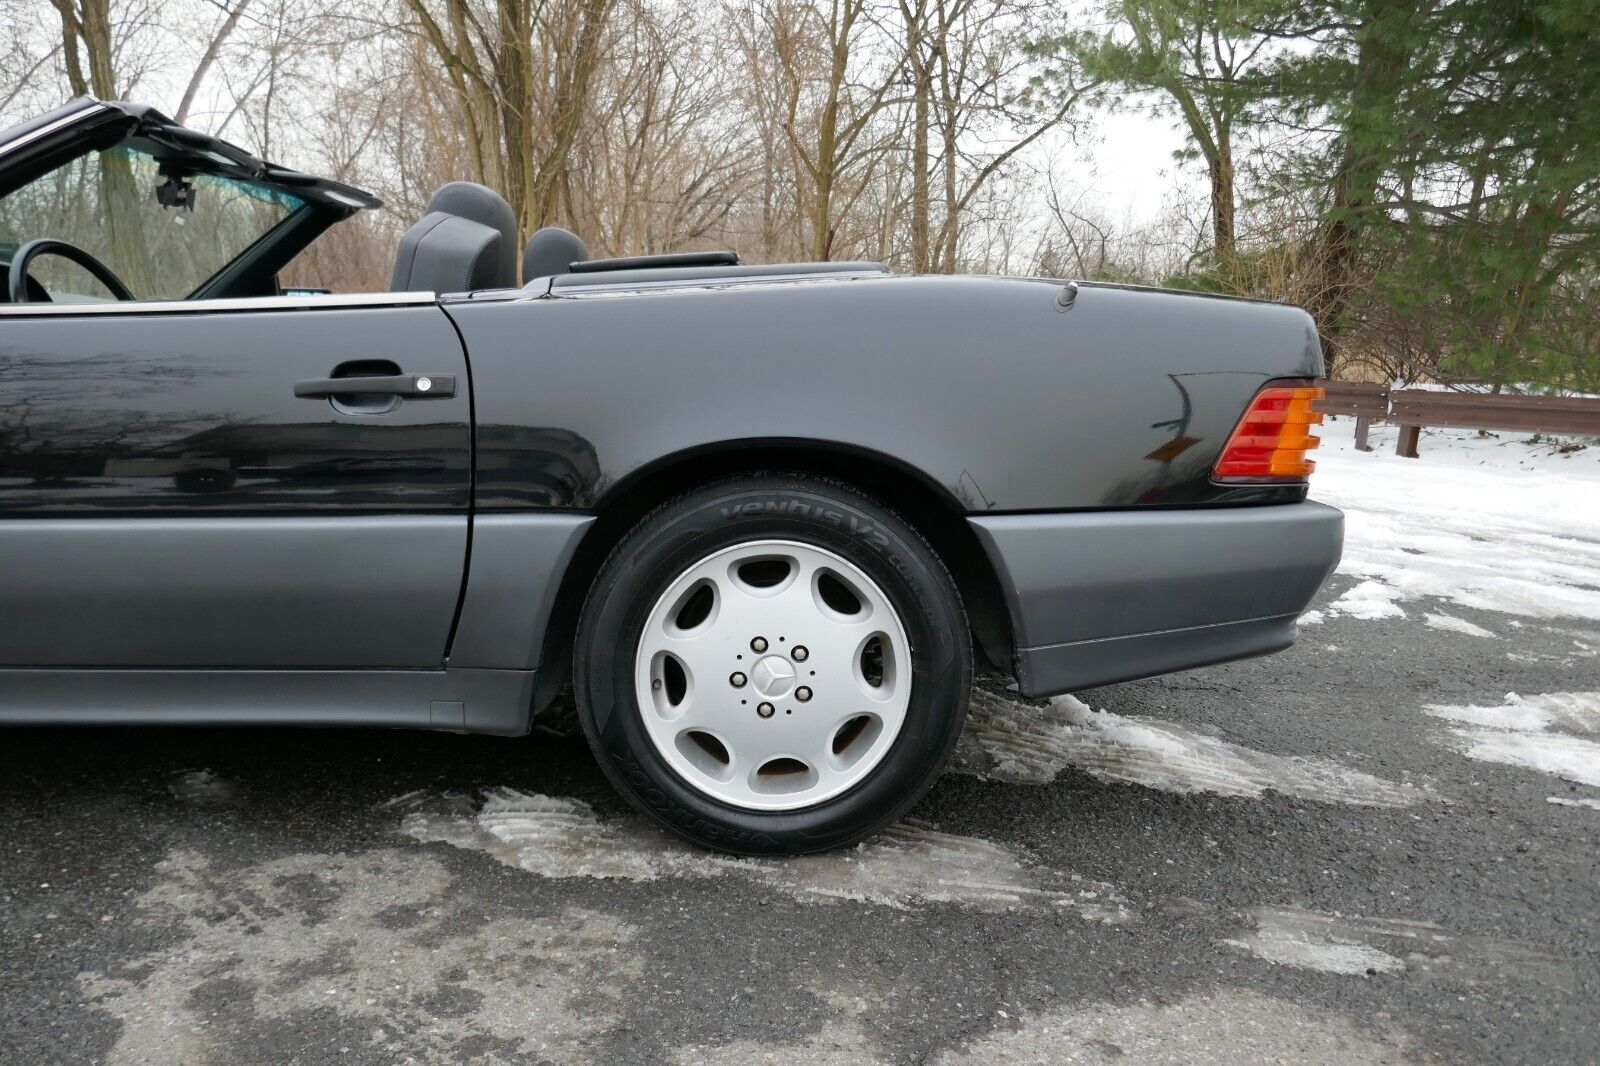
left=532, top=439, right=1015, bottom=715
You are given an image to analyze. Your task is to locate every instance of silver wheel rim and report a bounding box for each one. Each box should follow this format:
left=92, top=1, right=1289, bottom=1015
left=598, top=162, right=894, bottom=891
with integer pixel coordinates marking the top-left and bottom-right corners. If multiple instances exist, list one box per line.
left=633, top=538, right=912, bottom=812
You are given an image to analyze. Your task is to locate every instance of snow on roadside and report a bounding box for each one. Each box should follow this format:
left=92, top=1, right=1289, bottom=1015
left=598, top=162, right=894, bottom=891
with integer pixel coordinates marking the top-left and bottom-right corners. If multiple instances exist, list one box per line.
left=397, top=788, right=1133, bottom=921
left=1424, top=692, right=1600, bottom=788
left=956, top=689, right=1430, bottom=808
left=1310, top=421, right=1600, bottom=622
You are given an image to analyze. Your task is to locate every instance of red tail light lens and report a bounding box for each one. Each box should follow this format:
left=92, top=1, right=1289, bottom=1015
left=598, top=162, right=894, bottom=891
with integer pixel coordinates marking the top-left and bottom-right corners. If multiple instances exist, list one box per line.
left=1213, top=385, right=1324, bottom=481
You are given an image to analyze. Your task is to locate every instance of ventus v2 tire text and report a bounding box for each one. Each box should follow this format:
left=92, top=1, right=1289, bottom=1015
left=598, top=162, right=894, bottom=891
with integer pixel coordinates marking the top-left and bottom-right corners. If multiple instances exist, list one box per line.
left=574, top=474, right=972, bottom=855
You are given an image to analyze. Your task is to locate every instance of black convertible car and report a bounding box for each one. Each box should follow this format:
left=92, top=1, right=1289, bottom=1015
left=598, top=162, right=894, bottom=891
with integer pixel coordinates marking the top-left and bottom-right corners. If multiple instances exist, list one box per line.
left=0, top=99, right=1342, bottom=853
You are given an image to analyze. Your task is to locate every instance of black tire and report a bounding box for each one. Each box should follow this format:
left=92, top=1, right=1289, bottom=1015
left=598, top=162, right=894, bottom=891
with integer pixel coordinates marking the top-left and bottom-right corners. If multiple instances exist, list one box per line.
left=573, top=473, right=971, bottom=855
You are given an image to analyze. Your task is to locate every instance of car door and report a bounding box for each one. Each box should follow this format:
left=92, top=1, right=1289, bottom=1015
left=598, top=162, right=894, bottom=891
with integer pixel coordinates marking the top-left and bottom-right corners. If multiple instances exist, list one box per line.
left=0, top=295, right=473, bottom=668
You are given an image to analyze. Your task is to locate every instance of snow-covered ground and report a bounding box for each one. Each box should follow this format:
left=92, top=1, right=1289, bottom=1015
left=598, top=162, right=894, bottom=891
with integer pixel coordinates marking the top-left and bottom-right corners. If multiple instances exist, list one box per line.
left=1424, top=692, right=1600, bottom=789
left=1308, top=418, right=1600, bottom=622
left=1310, top=419, right=1600, bottom=803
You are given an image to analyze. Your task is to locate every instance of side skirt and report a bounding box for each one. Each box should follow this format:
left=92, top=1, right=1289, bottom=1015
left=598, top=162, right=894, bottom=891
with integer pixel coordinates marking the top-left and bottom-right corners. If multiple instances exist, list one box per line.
left=0, top=667, right=537, bottom=736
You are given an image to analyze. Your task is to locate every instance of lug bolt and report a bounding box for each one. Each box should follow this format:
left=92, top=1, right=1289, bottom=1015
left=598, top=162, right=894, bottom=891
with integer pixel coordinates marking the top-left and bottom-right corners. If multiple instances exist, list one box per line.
left=795, top=686, right=812, bottom=702
left=751, top=636, right=768, bottom=653
left=792, top=645, right=809, bottom=662
left=651, top=678, right=662, bottom=691
left=730, top=671, right=747, bottom=688
left=757, top=702, right=775, bottom=718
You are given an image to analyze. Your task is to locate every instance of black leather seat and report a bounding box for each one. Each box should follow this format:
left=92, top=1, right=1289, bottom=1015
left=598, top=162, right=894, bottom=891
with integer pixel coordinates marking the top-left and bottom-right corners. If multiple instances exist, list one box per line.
left=391, top=182, right=518, bottom=293
left=523, top=226, right=589, bottom=281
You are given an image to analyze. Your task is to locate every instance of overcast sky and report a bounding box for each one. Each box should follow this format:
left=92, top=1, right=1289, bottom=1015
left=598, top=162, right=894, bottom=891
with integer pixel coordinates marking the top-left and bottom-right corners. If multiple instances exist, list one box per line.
left=1061, top=110, right=1197, bottom=224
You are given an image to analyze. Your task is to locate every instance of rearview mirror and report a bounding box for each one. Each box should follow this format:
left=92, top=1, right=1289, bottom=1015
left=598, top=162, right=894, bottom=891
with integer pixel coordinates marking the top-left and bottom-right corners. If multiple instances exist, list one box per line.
left=155, top=174, right=196, bottom=212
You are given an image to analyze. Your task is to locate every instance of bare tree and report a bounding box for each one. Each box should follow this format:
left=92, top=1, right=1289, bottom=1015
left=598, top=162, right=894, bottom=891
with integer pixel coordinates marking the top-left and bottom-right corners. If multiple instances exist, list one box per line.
left=901, top=0, right=1079, bottom=271
left=568, top=0, right=750, bottom=255
left=400, top=0, right=619, bottom=234
left=763, top=0, right=905, bottom=260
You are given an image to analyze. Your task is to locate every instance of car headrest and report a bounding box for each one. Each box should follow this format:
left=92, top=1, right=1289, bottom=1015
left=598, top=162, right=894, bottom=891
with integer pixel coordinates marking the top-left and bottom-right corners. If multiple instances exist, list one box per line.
left=523, top=226, right=589, bottom=282
left=428, top=181, right=515, bottom=281
left=391, top=182, right=518, bottom=293
left=424, top=182, right=518, bottom=286
left=390, top=213, right=508, bottom=294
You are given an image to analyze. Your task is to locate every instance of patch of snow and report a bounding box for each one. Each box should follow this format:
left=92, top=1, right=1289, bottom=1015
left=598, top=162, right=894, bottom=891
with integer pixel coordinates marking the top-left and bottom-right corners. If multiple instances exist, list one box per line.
left=1225, top=923, right=1406, bottom=977
left=1322, top=580, right=1406, bottom=621
left=1547, top=796, right=1600, bottom=811
left=1446, top=729, right=1600, bottom=788
left=1298, top=609, right=1325, bottom=625
left=1424, top=692, right=1600, bottom=787
left=1311, top=422, right=1600, bottom=621
left=956, top=689, right=1429, bottom=808
left=1222, top=905, right=1574, bottom=989
left=402, top=788, right=1132, bottom=921
left=1425, top=691, right=1600, bottom=734
left=1424, top=613, right=1497, bottom=639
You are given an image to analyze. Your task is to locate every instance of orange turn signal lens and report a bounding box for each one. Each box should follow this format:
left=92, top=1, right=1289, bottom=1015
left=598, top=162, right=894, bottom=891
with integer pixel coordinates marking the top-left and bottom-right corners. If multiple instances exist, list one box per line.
left=1212, top=385, right=1324, bottom=481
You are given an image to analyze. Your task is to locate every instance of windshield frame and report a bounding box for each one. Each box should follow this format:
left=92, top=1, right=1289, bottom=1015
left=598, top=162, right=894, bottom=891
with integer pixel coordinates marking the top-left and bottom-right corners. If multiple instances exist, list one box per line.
left=0, top=99, right=380, bottom=304
left=1, top=143, right=313, bottom=302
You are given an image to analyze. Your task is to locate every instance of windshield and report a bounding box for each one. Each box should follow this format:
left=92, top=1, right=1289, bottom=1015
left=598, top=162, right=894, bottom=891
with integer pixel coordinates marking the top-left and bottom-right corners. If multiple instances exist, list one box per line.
left=0, top=143, right=303, bottom=301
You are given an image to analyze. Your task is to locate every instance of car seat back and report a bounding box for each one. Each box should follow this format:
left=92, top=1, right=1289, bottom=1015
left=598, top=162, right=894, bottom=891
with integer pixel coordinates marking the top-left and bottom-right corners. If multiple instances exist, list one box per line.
left=391, top=182, right=517, bottom=293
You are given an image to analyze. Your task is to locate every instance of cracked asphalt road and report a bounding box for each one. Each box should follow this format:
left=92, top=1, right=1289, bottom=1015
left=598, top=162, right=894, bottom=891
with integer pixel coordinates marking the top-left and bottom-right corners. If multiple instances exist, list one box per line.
left=2, top=571, right=1596, bottom=1064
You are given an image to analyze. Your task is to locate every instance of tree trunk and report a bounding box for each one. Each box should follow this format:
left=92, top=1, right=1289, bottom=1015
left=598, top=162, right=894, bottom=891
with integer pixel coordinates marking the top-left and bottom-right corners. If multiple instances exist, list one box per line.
left=52, top=0, right=154, bottom=296
left=810, top=3, right=847, bottom=261
left=175, top=0, right=253, bottom=124
left=1209, top=134, right=1235, bottom=261
left=904, top=1, right=931, bottom=271
left=531, top=0, right=614, bottom=229
left=1310, top=0, right=1410, bottom=378
left=936, top=13, right=959, bottom=273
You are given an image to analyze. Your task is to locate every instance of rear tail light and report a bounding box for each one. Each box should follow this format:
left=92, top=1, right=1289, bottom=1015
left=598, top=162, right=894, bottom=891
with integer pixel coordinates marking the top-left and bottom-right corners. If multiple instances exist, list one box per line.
left=1213, top=384, right=1324, bottom=481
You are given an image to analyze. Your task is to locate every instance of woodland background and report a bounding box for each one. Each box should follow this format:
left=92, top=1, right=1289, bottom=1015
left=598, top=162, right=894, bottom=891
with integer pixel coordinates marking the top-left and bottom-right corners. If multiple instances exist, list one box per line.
left=4, top=0, right=1597, bottom=388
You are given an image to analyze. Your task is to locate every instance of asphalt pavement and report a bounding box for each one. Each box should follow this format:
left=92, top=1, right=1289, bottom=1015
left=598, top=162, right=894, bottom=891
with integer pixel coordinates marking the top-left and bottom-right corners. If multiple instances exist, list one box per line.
left=2, top=571, right=1596, bottom=1064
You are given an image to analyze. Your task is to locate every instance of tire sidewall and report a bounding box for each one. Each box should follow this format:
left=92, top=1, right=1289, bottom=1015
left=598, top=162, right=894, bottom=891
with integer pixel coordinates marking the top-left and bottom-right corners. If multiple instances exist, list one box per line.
left=576, top=478, right=969, bottom=854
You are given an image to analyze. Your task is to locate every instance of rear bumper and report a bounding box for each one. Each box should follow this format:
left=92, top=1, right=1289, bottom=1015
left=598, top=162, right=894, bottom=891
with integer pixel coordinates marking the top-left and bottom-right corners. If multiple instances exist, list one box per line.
left=969, top=501, right=1343, bottom=697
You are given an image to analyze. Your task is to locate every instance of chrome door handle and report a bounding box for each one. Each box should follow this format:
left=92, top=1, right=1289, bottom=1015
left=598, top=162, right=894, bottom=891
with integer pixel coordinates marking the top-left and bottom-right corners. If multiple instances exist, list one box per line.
left=293, top=373, right=456, bottom=399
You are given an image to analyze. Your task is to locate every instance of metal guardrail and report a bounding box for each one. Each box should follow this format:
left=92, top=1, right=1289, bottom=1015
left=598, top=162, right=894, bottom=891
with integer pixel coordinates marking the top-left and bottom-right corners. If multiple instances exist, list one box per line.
left=1314, top=382, right=1600, bottom=457
left=1316, top=382, right=1389, bottom=452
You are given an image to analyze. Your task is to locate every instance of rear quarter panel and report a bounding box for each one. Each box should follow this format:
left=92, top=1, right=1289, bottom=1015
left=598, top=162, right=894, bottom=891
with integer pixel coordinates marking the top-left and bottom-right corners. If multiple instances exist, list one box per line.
left=449, top=274, right=1323, bottom=512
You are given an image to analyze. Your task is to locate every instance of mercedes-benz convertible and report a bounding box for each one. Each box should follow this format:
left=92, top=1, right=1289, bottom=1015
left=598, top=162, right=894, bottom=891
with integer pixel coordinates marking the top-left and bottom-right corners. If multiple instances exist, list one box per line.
left=0, top=99, right=1342, bottom=853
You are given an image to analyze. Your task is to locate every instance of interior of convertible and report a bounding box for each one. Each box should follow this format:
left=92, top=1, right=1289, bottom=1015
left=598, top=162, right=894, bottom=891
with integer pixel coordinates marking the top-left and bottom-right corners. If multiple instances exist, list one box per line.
left=0, top=99, right=738, bottom=306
